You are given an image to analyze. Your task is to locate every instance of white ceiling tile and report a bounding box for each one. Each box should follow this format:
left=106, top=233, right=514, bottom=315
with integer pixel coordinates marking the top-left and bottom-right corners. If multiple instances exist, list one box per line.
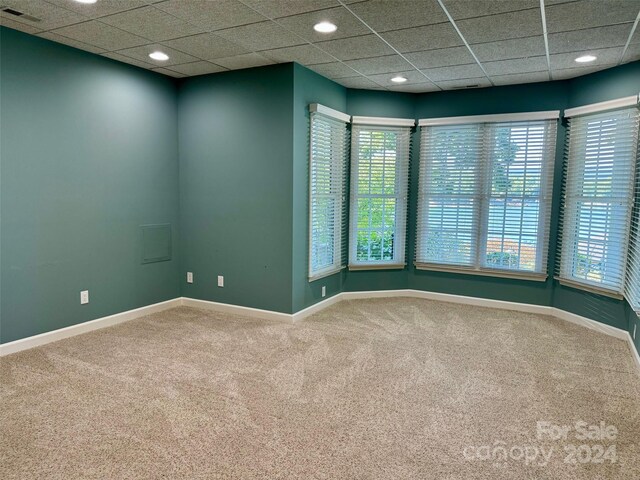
left=306, top=62, right=360, bottom=78
left=0, top=0, right=88, bottom=30
left=367, top=69, right=430, bottom=86
left=622, top=43, right=640, bottom=63
left=215, top=21, right=306, bottom=51
left=274, top=7, right=370, bottom=42
left=421, top=63, right=486, bottom=81
left=551, top=64, right=616, bottom=80
left=0, top=16, right=43, bottom=34
left=163, top=32, right=249, bottom=60
left=347, top=0, right=448, bottom=32
left=151, top=67, right=186, bottom=77
left=37, top=31, right=106, bottom=54
left=442, top=0, right=539, bottom=20
left=483, top=56, right=548, bottom=76
left=153, top=0, right=266, bottom=31
left=545, top=0, right=640, bottom=33
left=115, top=43, right=199, bottom=66
left=168, top=61, right=228, bottom=76
left=102, top=51, right=157, bottom=68
left=50, top=21, right=149, bottom=51
left=380, top=23, right=463, bottom=53
left=456, top=8, right=543, bottom=44
left=403, top=46, right=475, bottom=68
left=548, top=24, right=632, bottom=54
left=212, top=53, right=275, bottom=70
left=344, top=55, right=413, bottom=75
left=436, top=77, right=492, bottom=89
left=549, top=47, right=624, bottom=70
left=335, top=75, right=383, bottom=89
left=491, top=71, right=550, bottom=86
left=242, top=0, right=338, bottom=19
left=261, top=44, right=336, bottom=65
left=100, top=6, right=206, bottom=41
left=471, top=36, right=546, bottom=62
left=46, top=0, right=147, bottom=18
left=315, top=34, right=395, bottom=60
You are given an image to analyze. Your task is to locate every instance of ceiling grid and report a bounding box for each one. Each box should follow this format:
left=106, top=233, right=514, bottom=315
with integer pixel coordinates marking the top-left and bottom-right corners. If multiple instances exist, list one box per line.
left=0, top=0, right=638, bottom=91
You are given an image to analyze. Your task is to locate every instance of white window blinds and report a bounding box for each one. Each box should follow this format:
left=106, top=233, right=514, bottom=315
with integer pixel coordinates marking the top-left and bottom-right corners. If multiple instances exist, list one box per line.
left=349, top=120, right=412, bottom=269
left=558, top=102, right=640, bottom=297
left=416, top=112, right=558, bottom=279
left=309, top=105, right=349, bottom=281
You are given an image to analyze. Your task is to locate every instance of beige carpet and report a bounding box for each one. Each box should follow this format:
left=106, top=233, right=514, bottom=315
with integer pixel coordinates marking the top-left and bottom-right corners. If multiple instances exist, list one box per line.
left=1, top=298, right=639, bottom=479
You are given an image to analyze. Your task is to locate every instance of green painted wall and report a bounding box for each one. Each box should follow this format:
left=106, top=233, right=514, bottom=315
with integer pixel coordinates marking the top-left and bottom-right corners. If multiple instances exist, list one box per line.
left=291, top=64, right=347, bottom=312
left=1, top=22, right=637, bottom=358
left=0, top=28, right=180, bottom=343
left=409, top=81, right=568, bottom=306
left=552, top=62, right=640, bottom=332
left=178, top=64, right=295, bottom=313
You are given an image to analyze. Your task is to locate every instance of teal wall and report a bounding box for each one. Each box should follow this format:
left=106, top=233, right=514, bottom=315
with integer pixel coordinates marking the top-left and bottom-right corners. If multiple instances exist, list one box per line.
left=1, top=23, right=638, bottom=356
left=178, top=64, right=295, bottom=313
left=0, top=28, right=180, bottom=343
left=292, top=64, right=347, bottom=312
left=410, top=81, right=568, bottom=307
left=553, top=62, right=640, bottom=332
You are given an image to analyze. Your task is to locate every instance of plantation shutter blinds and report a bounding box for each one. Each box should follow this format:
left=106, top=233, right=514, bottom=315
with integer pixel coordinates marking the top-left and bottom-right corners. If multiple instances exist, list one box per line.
left=558, top=97, right=640, bottom=297
left=484, top=120, right=557, bottom=273
left=416, top=123, right=483, bottom=268
left=349, top=117, right=413, bottom=269
left=416, top=111, right=559, bottom=279
left=308, top=104, right=350, bottom=281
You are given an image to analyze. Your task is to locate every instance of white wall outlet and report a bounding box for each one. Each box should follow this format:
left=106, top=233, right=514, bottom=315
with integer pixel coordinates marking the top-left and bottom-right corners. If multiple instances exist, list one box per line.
left=321, top=286, right=326, bottom=297
left=217, top=275, right=224, bottom=287
left=80, top=290, right=89, bottom=305
left=187, top=272, right=193, bottom=284
left=634, top=323, right=637, bottom=340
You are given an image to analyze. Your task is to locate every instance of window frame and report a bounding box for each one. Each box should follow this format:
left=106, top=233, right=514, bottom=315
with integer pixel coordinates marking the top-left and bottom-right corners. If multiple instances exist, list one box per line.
left=308, top=104, right=350, bottom=282
left=415, top=111, right=560, bottom=281
left=348, top=117, right=413, bottom=270
left=557, top=97, right=640, bottom=298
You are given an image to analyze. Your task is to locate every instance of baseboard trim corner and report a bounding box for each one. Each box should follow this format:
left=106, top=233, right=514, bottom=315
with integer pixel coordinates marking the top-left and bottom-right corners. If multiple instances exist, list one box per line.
left=181, top=297, right=293, bottom=323
left=0, top=298, right=182, bottom=357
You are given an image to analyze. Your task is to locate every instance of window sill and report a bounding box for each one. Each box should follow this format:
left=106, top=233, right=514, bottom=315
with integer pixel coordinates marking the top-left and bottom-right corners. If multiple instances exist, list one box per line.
left=554, top=277, right=624, bottom=300
left=308, top=266, right=345, bottom=283
left=348, top=263, right=406, bottom=271
left=414, top=263, right=548, bottom=282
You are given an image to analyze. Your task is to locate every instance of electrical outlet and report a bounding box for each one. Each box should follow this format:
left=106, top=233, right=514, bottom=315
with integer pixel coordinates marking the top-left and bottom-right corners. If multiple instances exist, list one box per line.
left=321, top=286, right=326, bottom=298
left=634, top=324, right=637, bottom=340
left=80, top=290, right=89, bottom=305
left=187, top=272, right=193, bottom=284
left=217, top=275, right=224, bottom=287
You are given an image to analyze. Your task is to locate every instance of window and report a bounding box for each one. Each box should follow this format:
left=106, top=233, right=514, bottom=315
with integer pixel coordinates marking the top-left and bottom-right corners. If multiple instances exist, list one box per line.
left=308, top=104, right=350, bottom=281
left=558, top=99, right=639, bottom=297
left=349, top=117, right=412, bottom=269
left=416, top=112, right=559, bottom=279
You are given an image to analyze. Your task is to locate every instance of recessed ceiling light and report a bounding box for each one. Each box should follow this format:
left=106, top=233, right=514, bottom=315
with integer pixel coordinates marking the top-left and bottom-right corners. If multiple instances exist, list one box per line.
left=149, top=51, right=170, bottom=61
left=74, top=0, right=97, bottom=4
left=575, top=55, right=597, bottom=63
left=313, top=21, right=337, bottom=33
left=391, top=76, right=407, bottom=83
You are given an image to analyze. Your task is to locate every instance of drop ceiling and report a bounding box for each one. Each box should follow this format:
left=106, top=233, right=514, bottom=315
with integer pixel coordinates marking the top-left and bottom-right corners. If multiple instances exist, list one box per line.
left=1, top=0, right=639, bottom=92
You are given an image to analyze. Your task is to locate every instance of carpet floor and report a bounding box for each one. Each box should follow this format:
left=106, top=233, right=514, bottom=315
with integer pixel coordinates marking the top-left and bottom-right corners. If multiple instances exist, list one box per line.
left=1, top=298, right=639, bottom=479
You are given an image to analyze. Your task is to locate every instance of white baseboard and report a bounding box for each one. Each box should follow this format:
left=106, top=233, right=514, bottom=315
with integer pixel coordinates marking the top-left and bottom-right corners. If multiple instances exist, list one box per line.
left=0, top=298, right=182, bottom=357
left=551, top=307, right=629, bottom=340
left=2, top=291, right=638, bottom=376
left=181, top=297, right=293, bottom=323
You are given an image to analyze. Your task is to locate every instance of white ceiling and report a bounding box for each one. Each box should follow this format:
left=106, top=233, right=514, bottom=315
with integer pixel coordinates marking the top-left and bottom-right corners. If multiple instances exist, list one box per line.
left=1, top=0, right=639, bottom=91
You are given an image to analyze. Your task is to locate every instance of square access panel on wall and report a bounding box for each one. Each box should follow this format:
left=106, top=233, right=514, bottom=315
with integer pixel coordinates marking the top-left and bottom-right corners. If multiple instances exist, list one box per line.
left=141, top=224, right=172, bottom=264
